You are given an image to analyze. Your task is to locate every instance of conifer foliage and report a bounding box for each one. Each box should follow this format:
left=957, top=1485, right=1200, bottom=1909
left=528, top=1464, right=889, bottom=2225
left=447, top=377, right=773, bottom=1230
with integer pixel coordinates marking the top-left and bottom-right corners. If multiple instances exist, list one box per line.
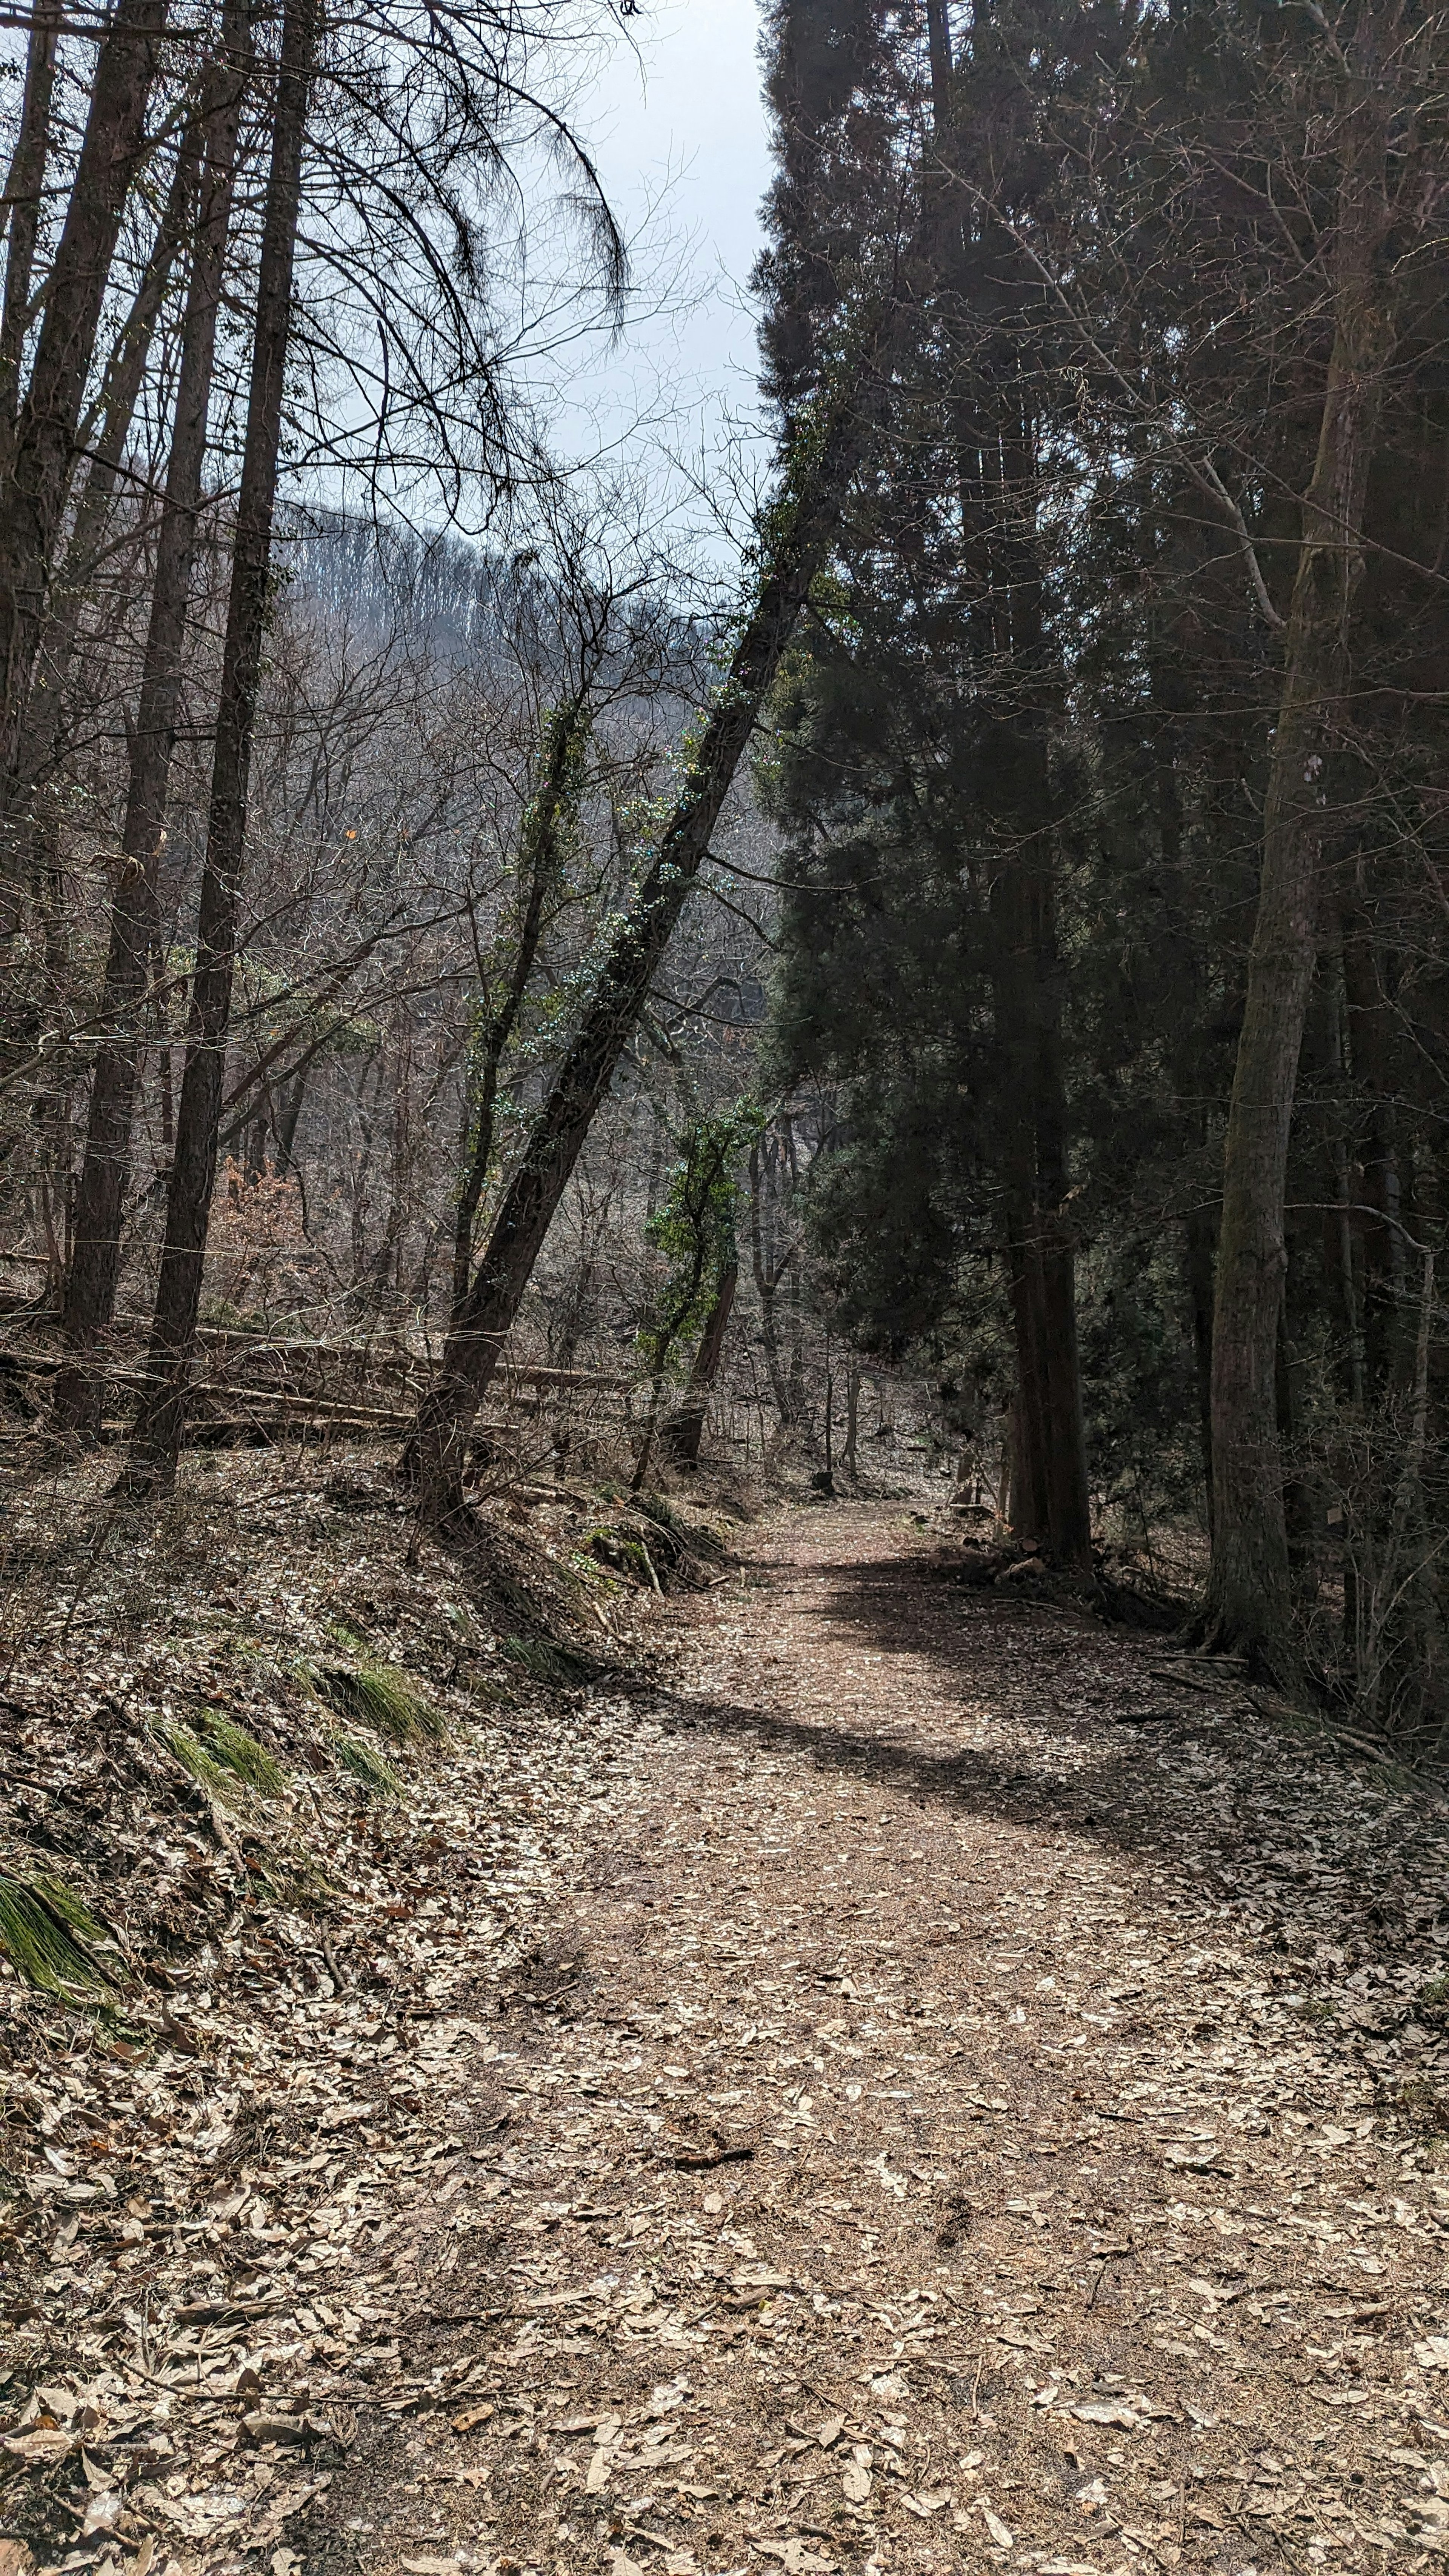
left=757, top=0, right=1449, bottom=1716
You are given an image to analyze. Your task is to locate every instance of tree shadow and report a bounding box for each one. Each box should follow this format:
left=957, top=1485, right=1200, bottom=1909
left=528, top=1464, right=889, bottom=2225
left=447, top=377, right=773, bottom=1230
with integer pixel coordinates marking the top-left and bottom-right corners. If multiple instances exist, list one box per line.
left=635, top=1541, right=1449, bottom=2115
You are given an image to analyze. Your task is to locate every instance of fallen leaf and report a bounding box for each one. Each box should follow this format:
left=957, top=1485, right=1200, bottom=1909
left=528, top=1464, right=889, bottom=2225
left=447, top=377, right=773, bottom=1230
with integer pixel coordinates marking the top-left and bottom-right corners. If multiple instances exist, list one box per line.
left=3, top=2430, right=75, bottom=2464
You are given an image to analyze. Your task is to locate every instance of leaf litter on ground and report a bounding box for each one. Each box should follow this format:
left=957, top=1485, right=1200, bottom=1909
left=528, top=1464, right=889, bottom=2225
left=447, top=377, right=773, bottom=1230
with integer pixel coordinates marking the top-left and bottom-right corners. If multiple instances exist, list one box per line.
left=2, top=1469, right=1449, bottom=2576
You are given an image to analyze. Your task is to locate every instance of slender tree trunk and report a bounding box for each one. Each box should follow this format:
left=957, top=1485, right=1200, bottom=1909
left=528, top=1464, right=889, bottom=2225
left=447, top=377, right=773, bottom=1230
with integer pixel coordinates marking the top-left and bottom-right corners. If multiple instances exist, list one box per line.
left=841, top=1356, right=860, bottom=1483
left=0, top=5, right=60, bottom=448
left=405, top=349, right=885, bottom=1533
left=125, top=0, right=318, bottom=1492
left=54, top=9, right=248, bottom=1438
left=449, top=699, right=586, bottom=1315
left=665, top=1258, right=738, bottom=1466
left=1184, top=1203, right=1217, bottom=1524
left=0, top=0, right=172, bottom=930
left=749, top=1137, right=797, bottom=1427
left=1200, top=65, right=1394, bottom=1674
left=3, top=134, right=200, bottom=960
left=275, top=1066, right=308, bottom=1173
left=992, top=838, right=1092, bottom=1564
left=924, top=0, right=1090, bottom=1567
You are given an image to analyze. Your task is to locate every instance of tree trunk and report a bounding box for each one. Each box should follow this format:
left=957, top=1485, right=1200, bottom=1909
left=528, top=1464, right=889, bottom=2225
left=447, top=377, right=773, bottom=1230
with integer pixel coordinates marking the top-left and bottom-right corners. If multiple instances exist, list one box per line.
left=749, top=1136, right=798, bottom=1428
left=1200, top=65, right=1394, bottom=1675
left=54, top=11, right=248, bottom=1438
left=841, top=1357, right=860, bottom=1483
left=405, top=348, right=886, bottom=1534
left=449, top=699, right=586, bottom=1315
left=0, top=5, right=60, bottom=448
left=664, top=1259, right=738, bottom=1466
left=2, top=133, right=200, bottom=975
left=924, top=0, right=1090, bottom=1567
left=992, top=832, right=1092, bottom=1565
left=1184, top=1202, right=1217, bottom=1524
left=124, top=0, right=318, bottom=1491
left=0, top=0, right=172, bottom=930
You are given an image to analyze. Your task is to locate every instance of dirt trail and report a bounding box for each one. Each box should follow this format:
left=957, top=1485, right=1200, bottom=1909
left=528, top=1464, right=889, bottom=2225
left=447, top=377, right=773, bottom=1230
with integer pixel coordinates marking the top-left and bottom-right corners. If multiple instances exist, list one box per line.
left=328, top=1503, right=1449, bottom=2576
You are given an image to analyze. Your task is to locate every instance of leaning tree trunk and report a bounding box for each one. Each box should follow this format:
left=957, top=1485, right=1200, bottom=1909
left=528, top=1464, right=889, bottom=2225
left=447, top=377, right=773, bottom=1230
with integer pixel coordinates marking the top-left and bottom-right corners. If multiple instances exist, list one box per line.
left=0, top=0, right=172, bottom=934
left=1199, top=71, right=1395, bottom=1678
left=124, top=0, right=318, bottom=1492
left=54, top=9, right=249, bottom=1439
left=406, top=346, right=889, bottom=1536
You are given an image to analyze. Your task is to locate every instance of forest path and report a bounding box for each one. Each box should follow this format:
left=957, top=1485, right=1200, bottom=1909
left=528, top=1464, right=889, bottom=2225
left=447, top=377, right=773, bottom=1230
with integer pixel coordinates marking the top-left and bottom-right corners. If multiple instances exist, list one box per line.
left=339, top=1503, right=1449, bottom=2576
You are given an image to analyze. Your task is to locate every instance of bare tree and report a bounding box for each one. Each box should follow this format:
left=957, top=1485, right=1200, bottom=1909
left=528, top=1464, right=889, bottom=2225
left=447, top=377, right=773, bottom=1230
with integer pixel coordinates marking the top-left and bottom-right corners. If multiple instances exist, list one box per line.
left=54, top=0, right=251, bottom=1435
left=0, top=0, right=174, bottom=932
left=125, top=0, right=319, bottom=1490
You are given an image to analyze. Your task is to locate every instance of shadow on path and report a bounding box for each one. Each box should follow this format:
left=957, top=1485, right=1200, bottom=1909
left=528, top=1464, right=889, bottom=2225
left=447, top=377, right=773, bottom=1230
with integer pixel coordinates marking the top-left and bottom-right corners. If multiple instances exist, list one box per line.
left=636, top=1535, right=1449, bottom=2115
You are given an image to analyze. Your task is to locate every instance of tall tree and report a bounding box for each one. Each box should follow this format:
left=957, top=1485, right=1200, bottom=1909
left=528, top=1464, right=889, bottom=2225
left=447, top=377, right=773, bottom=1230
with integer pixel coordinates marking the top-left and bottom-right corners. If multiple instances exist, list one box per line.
left=0, top=0, right=173, bottom=935
left=124, top=0, right=319, bottom=1490
left=1198, top=3, right=1408, bottom=1672
left=54, top=0, right=252, bottom=1437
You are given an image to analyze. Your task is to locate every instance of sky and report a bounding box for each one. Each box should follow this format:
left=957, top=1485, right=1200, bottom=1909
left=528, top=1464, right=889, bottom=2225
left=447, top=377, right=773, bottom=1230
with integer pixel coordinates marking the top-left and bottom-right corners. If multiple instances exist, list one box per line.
left=550, top=0, right=775, bottom=549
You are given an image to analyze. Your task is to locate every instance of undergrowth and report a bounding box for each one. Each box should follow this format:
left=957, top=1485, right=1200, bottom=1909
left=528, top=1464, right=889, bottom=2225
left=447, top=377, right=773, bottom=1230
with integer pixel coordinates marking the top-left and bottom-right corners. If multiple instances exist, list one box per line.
left=303, top=1658, right=447, bottom=1744
left=330, top=1732, right=401, bottom=1793
left=155, top=1710, right=288, bottom=1804
left=0, top=1873, right=125, bottom=1997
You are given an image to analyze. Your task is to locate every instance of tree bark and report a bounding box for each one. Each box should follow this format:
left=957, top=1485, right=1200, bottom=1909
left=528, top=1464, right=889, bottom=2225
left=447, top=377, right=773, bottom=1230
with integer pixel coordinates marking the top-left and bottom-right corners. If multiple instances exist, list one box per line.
left=124, top=0, right=318, bottom=1491
left=2, top=131, right=200, bottom=954
left=749, top=1134, right=798, bottom=1428
left=665, top=1259, right=738, bottom=1466
left=0, top=0, right=172, bottom=930
left=449, top=698, right=586, bottom=1316
left=54, top=8, right=249, bottom=1438
left=405, top=350, right=885, bottom=1533
left=991, top=818, right=1092, bottom=1565
left=0, top=5, right=60, bottom=449
left=1200, top=58, right=1395, bottom=1675
left=925, top=0, right=1091, bottom=1567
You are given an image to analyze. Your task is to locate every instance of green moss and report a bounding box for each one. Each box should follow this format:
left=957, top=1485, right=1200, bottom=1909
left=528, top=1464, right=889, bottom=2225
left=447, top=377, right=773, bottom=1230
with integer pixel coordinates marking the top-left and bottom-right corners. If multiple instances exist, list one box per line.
left=303, top=1659, right=446, bottom=1744
left=589, top=1527, right=650, bottom=1579
left=331, top=1732, right=401, bottom=1793
left=0, top=1875, right=123, bottom=1998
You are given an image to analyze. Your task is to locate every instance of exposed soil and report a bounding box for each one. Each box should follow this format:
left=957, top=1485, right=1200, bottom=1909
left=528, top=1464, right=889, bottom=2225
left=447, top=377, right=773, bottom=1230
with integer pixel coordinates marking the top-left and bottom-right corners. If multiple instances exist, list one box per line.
left=310, top=1503, right=1449, bottom=2576
left=7, top=1497, right=1449, bottom=2576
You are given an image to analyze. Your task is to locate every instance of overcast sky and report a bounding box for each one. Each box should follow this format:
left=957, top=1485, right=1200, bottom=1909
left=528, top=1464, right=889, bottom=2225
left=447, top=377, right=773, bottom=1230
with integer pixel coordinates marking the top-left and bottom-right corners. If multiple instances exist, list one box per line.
left=551, top=0, right=774, bottom=545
